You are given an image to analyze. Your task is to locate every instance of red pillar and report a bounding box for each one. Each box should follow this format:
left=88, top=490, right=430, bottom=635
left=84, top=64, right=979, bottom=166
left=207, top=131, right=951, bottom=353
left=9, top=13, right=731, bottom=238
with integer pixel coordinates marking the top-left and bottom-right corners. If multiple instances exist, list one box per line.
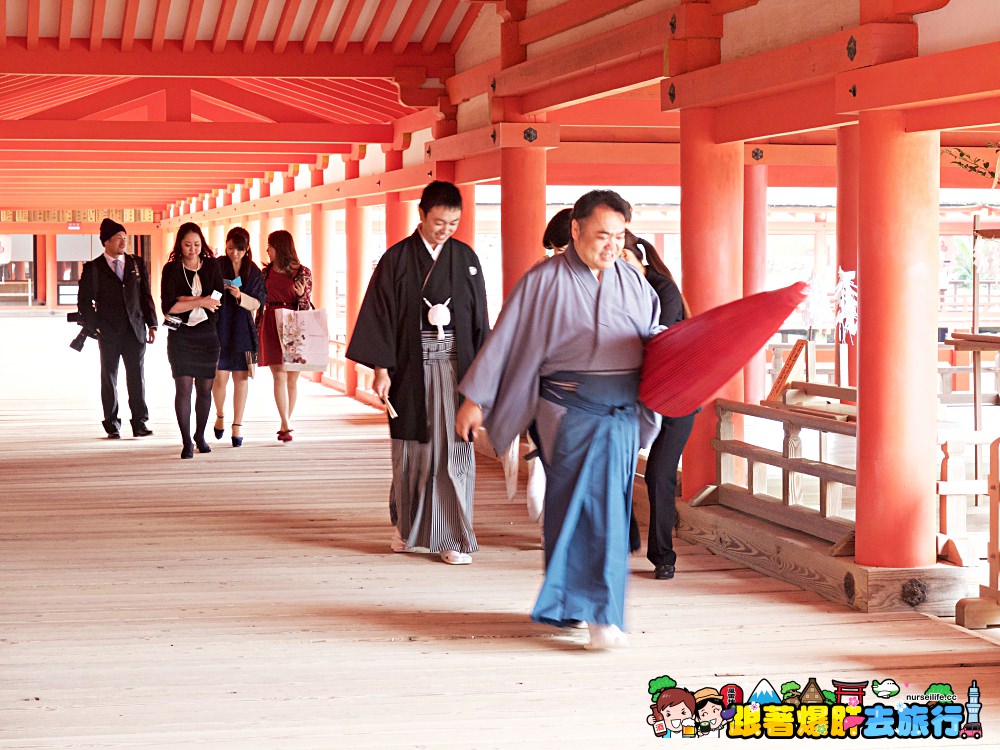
left=500, top=148, right=546, bottom=298
left=34, top=235, right=50, bottom=306
left=384, top=150, right=411, bottom=246
left=743, top=164, right=768, bottom=404
left=855, top=111, right=939, bottom=568
left=680, top=108, right=744, bottom=499
left=311, top=203, right=326, bottom=311
left=344, top=159, right=365, bottom=396
left=452, top=184, right=477, bottom=248
left=836, top=125, right=860, bottom=387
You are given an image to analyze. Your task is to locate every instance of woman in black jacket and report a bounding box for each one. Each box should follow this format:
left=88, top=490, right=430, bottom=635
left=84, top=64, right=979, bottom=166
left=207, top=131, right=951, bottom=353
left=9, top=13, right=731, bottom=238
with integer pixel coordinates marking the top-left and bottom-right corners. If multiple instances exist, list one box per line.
left=161, top=222, right=224, bottom=459
left=622, top=231, right=697, bottom=580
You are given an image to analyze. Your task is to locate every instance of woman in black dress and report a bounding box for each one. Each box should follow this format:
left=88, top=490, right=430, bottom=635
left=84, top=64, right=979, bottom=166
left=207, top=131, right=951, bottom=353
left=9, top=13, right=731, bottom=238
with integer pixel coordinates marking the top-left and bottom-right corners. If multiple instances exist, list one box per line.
left=622, top=231, right=697, bottom=580
left=161, top=222, right=224, bottom=459
left=211, top=226, right=266, bottom=447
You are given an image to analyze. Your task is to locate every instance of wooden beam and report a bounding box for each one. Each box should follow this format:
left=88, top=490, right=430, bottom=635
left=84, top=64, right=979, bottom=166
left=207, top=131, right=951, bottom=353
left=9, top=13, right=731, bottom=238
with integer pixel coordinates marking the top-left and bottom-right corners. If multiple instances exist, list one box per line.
left=518, top=0, right=649, bottom=45
left=273, top=0, right=302, bottom=54
left=449, top=4, right=482, bottom=56
left=520, top=53, right=663, bottom=114
left=835, top=39, right=1000, bottom=114
left=495, top=10, right=669, bottom=98
left=333, top=0, right=367, bottom=55
left=212, top=0, right=239, bottom=54
left=24, top=78, right=162, bottom=120
left=121, top=0, right=140, bottom=52
left=893, top=0, right=950, bottom=13
left=0, top=121, right=394, bottom=144
left=58, top=0, right=72, bottom=51
left=0, top=139, right=353, bottom=155
left=362, top=1, right=395, bottom=55
left=303, top=0, right=335, bottom=54
left=0, top=0, right=6, bottom=50
left=0, top=41, right=455, bottom=79
left=714, top=80, right=856, bottom=143
left=664, top=23, right=917, bottom=111
left=243, top=0, right=268, bottom=54
left=190, top=79, right=329, bottom=123
left=426, top=122, right=558, bottom=162
left=90, top=0, right=108, bottom=51
left=26, top=0, right=39, bottom=51
left=151, top=0, right=170, bottom=53
left=392, top=0, right=432, bottom=56
left=182, top=0, right=205, bottom=54
left=422, top=0, right=459, bottom=55
left=907, top=96, right=1000, bottom=133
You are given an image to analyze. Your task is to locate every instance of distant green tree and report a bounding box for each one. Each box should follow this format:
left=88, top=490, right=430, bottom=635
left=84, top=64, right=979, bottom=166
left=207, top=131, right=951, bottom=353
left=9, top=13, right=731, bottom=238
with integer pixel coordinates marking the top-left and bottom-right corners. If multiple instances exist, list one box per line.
left=649, top=675, right=677, bottom=701
left=823, top=690, right=836, bottom=705
left=925, top=684, right=955, bottom=704
left=781, top=681, right=801, bottom=700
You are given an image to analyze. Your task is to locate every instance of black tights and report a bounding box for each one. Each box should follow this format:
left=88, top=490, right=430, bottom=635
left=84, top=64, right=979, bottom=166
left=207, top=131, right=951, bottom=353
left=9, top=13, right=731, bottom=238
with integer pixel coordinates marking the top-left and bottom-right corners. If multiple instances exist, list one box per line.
left=174, top=376, right=214, bottom=447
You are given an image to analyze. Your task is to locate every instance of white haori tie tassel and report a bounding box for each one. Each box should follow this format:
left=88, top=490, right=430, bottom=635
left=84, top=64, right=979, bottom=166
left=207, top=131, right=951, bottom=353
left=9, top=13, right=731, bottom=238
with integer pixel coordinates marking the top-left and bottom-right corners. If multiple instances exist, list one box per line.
left=424, top=297, right=451, bottom=340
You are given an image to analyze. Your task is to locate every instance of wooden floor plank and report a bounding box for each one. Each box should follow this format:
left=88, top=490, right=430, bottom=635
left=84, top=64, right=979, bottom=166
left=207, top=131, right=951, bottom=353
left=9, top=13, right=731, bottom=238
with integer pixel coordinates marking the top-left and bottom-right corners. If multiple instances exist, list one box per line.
left=3, top=315, right=1000, bottom=748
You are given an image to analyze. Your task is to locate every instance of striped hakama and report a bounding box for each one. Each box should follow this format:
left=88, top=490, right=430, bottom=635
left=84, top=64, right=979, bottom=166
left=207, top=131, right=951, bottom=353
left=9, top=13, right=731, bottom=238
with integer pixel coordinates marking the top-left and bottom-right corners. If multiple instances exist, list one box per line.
left=390, top=331, right=478, bottom=554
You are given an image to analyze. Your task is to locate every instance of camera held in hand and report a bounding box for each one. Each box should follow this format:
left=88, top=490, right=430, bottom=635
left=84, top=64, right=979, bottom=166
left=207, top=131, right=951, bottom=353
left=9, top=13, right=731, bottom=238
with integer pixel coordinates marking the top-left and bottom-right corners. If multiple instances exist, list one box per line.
left=67, top=312, right=98, bottom=352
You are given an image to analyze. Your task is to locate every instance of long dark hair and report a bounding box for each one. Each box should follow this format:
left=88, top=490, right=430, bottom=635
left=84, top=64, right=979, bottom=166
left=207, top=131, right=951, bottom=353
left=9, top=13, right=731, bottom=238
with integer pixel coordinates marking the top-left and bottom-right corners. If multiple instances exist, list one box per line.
left=226, top=226, right=252, bottom=261
left=168, top=222, right=213, bottom=263
left=266, top=230, right=300, bottom=274
left=625, top=230, right=692, bottom=319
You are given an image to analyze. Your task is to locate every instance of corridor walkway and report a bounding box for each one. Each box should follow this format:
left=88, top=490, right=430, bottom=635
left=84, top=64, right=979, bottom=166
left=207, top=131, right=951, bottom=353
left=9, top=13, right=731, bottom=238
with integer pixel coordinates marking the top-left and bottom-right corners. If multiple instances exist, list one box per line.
left=2, top=315, right=1000, bottom=748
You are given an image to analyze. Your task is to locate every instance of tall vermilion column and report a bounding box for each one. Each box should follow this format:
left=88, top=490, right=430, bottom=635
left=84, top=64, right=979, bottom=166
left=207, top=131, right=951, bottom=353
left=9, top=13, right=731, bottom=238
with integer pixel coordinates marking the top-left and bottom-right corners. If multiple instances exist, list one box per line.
left=855, top=111, right=939, bottom=568
left=384, top=150, right=410, bottom=246
left=836, top=125, right=860, bottom=387
left=680, top=108, right=745, bottom=499
left=453, top=184, right=477, bottom=248
left=311, top=203, right=326, bottom=310
left=743, top=164, right=768, bottom=404
left=500, top=148, right=546, bottom=297
left=35, top=234, right=51, bottom=306
left=344, top=159, right=365, bottom=396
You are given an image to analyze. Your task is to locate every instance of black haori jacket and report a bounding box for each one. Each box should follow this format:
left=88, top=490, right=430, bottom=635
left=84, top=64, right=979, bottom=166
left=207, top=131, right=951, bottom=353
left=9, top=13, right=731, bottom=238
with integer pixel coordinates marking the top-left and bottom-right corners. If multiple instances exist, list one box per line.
left=346, top=231, right=489, bottom=442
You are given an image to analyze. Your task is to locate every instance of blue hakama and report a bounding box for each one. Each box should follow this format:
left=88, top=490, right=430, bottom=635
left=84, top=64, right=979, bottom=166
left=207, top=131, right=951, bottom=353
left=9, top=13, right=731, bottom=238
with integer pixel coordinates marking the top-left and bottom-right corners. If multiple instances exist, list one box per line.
left=531, top=372, right=640, bottom=629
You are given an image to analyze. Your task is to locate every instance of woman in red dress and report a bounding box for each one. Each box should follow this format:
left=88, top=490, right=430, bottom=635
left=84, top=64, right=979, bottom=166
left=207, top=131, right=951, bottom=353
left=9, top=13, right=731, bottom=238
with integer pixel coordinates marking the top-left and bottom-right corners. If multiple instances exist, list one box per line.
left=258, top=230, right=312, bottom=441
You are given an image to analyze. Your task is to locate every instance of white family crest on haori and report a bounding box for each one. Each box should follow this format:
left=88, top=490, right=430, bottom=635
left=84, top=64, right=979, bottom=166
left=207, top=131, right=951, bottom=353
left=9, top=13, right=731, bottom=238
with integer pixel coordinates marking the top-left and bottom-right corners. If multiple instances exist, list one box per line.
left=834, top=266, right=858, bottom=344
left=424, top=297, right=452, bottom=340
left=469, top=266, right=478, bottom=276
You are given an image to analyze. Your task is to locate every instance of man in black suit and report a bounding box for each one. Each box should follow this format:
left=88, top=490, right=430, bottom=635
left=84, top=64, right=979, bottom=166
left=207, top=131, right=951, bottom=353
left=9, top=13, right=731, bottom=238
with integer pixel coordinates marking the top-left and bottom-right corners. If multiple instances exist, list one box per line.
left=77, top=218, right=158, bottom=439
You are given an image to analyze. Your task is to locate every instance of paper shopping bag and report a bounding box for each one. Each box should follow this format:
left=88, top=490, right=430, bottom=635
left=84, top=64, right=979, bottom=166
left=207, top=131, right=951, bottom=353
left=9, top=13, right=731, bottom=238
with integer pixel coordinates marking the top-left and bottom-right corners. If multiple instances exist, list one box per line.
left=275, top=308, right=330, bottom=372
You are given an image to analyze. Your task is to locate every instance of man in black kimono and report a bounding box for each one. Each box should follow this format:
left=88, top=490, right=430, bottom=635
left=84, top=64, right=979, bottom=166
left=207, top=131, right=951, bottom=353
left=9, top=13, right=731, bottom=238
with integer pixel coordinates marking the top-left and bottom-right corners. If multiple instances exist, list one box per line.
left=346, top=181, right=489, bottom=564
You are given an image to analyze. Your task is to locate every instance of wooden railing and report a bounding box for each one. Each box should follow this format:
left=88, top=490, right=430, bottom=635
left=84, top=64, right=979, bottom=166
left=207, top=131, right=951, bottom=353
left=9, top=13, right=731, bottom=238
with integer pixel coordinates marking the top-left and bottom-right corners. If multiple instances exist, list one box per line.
left=709, top=398, right=856, bottom=553
left=956, top=439, right=1000, bottom=628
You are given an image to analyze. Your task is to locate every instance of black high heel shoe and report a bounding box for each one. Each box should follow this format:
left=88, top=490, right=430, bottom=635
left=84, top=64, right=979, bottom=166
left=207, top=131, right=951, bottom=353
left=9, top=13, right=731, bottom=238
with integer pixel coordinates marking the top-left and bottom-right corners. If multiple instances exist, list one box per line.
left=195, top=438, right=212, bottom=454
left=181, top=444, right=194, bottom=459
left=231, top=423, right=243, bottom=448
left=213, top=415, right=225, bottom=440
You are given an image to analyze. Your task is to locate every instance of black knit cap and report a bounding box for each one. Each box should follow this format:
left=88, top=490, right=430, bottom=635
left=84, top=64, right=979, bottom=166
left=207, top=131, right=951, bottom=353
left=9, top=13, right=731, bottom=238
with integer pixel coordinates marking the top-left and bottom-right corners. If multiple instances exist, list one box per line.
left=100, top=218, right=126, bottom=244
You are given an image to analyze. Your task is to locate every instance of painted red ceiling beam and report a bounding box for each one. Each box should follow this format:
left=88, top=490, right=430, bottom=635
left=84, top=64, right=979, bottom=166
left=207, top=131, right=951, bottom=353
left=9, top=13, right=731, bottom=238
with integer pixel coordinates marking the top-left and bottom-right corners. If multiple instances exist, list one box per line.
left=191, top=95, right=271, bottom=124
left=714, top=80, right=855, bottom=143
left=0, top=151, right=312, bottom=166
left=24, top=78, right=160, bottom=120
left=121, top=0, right=140, bottom=52
left=151, top=0, right=170, bottom=53
left=0, top=0, right=6, bottom=50
left=449, top=4, right=481, bottom=55
left=0, top=140, right=352, bottom=154
left=58, top=0, right=72, bottom=50
left=273, top=0, right=303, bottom=54
left=287, top=79, right=413, bottom=120
left=893, top=0, right=950, bottom=12
left=182, top=0, right=205, bottom=53
left=0, top=77, right=134, bottom=119
left=550, top=94, right=679, bottom=127
left=333, top=0, right=367, bottom=55
left=665, top=23, right=916, bottom=112
left=495, top=10, right=669, bottom=98
left=905, top=96, right=1000, bottom=133
left=711, top=0, right=761, bottom=13
left=392, top=0, right=433, bottom=56
left=90, top=0, right=108, bottom=52
left=26, top=0, right=39, bottom=50
left=0, top=121, right=394, bottom=144
left=223, top=79, right=372, bottom=124
left=520, top=54, right=663, bottom=114
left=212, top=0, right=238, bottom=53
left=192, top=79, right=329, bottom=123
left=0, top=39, right=455, bottom=79
left=835, top=38, right=1000, bottom=114
left=363, top=1, right=396, bottom=55
left=243, top=0, right=269, bottom=54
left=518, top=0, right=648, bottom=45
left=302, top=0, right=335, bottom=54
left=422, top=0, right=458, bottom=54
left=0, top=169, right=286, bottom=180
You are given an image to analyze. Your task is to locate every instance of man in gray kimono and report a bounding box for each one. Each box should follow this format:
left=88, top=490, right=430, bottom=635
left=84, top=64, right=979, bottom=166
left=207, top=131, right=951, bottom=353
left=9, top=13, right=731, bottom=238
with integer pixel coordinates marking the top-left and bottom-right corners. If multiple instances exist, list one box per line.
left=347, top=181, right=489, bottom=565
left=456, top=190, right=661, bottom=650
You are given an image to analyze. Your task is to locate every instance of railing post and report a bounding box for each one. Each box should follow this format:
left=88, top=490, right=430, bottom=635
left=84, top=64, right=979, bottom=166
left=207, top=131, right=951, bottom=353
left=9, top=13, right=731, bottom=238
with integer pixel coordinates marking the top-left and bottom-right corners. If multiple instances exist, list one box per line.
left=990, top=439, right=999, bottom=602
left=782, top=422, right=803, bottom=506
left=716, top=403, right=734, bottom=486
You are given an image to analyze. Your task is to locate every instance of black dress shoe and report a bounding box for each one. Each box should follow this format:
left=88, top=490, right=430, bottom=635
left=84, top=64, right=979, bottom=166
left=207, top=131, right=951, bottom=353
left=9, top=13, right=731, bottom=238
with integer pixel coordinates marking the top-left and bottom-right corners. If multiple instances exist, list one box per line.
left=107, top=431, right=121, bottom=439
left=180, top=444, right=194, bottom=459
left=654, top=564, right=675, bottom=580
left=132, top=426, right=153, bottom=437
